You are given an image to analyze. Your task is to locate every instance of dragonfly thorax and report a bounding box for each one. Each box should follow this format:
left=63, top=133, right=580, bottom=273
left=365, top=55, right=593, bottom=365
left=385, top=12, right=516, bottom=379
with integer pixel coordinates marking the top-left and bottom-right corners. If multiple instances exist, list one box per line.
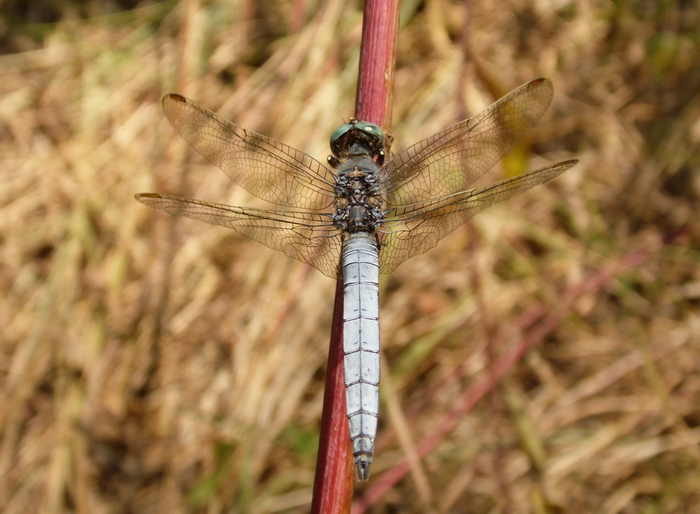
left=333, top=157, right=384, bottom=233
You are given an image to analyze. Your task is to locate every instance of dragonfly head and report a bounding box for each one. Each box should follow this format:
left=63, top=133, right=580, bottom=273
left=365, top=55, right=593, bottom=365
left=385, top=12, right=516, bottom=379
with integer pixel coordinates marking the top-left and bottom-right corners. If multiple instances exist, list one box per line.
left=330, top=119, right=385, bottom=161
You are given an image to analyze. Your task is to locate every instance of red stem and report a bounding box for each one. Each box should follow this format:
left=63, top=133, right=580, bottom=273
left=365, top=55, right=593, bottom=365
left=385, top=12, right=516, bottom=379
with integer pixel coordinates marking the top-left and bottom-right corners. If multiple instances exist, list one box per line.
left=356, top=0, right=400, bottom=128
left=311, top=0, right=399, bottom=511
left=311, top=278, right=355, bottom=513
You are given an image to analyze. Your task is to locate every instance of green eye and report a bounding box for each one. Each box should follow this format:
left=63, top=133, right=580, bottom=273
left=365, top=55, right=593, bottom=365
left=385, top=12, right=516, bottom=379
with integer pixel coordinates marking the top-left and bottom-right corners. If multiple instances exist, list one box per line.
left=330, top=121, right=385, bottom=158
left=330, top=123, right=354, bottom=146
left=330, top=122, right=385, bottom=147
left=354, top=122, right=385, bottom=146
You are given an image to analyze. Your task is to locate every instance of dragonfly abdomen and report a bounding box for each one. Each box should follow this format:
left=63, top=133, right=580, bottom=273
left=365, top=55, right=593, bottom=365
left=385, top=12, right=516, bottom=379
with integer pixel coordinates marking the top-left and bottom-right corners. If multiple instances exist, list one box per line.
left=342, top=232, right=380, bottom=480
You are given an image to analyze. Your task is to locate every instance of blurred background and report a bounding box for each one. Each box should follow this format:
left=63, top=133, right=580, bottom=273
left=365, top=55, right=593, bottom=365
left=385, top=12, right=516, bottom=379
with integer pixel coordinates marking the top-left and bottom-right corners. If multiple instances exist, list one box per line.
left=1, top=0, right=699, bottom=512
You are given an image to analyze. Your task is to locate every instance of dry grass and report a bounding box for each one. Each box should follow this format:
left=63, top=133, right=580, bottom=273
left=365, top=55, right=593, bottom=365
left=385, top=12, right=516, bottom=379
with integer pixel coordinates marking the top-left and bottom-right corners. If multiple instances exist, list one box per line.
left=1, top=0, right=699, bottom=512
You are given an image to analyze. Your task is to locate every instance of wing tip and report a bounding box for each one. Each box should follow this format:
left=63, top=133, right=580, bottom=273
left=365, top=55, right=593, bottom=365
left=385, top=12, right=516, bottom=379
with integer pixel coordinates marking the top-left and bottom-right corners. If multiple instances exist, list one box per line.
left=163, top=93, right=186, bottom=103
left=528, top=77, right=552, bottom=88
left=557, top=159, right=579, bottom=169
left=134, top=193, right=161, bottom=202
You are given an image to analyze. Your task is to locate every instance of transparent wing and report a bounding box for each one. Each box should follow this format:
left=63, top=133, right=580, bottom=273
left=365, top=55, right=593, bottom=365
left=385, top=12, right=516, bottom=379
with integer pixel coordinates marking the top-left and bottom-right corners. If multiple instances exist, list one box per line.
left=377, top=160, right=578, bottom=274
left=382, top=78, right=554, bottom=206
left=135, top=193, right=343, bottom=278
left=162, top=94, right=337, bottom=209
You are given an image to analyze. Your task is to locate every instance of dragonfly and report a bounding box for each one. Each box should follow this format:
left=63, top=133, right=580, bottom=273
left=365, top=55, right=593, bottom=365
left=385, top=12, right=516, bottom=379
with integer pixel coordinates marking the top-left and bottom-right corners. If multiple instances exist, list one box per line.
left=135, top=77, right=577, bottom=480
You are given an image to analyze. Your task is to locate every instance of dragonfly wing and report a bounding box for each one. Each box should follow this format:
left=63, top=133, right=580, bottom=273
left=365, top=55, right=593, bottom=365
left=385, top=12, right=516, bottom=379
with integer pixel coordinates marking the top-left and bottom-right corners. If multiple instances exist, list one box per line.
left=135, top=193, right=342, bottom=278
left=382, top=78, right=554, bottom=206
left=377, top=160, right=578, bottom=274
left=162, top=94, right=337, bottom=209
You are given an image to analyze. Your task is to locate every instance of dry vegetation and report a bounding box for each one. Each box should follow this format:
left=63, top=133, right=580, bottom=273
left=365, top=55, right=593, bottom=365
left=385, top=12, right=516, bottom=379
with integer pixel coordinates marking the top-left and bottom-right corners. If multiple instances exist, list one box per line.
left=1, top=0, right=699, bottom=512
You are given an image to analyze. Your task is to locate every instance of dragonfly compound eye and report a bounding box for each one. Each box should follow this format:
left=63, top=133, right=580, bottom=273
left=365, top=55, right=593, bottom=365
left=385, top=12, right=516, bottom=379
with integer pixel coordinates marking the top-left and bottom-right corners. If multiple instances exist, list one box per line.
left=330, top=121, right=386, bottom=159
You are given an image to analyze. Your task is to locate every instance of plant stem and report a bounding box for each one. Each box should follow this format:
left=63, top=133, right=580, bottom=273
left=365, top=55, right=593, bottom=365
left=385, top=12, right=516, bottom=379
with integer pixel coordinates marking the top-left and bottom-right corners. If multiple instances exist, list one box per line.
left=311, top=0, right=399, bottom=510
